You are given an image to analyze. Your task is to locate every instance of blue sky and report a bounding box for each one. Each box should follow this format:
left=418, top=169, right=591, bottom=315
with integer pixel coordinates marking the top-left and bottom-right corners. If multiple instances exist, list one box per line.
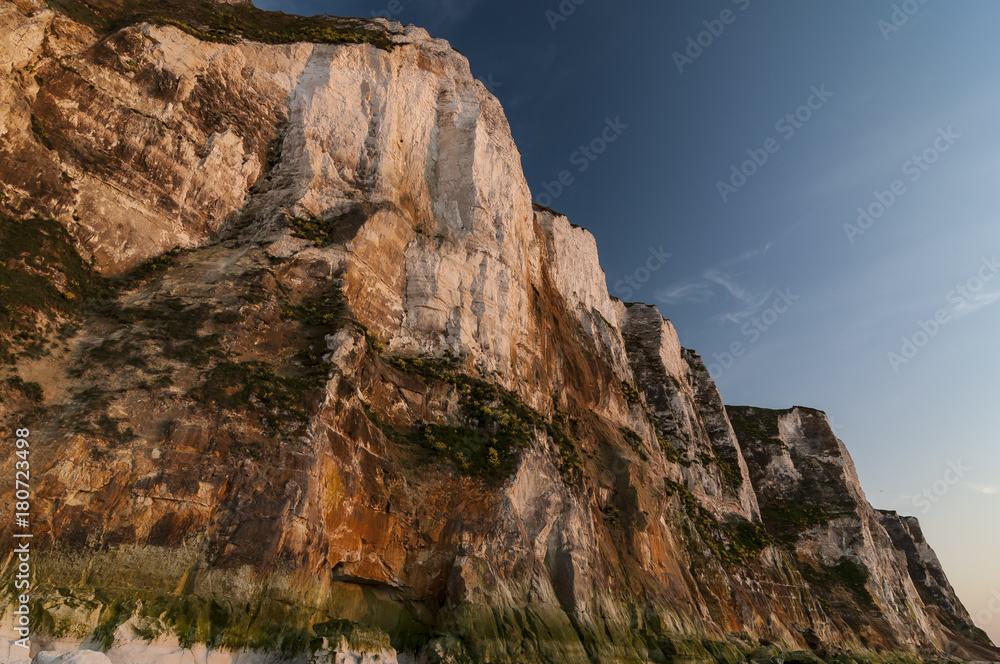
left=255, top=0, right=1000, bottom=640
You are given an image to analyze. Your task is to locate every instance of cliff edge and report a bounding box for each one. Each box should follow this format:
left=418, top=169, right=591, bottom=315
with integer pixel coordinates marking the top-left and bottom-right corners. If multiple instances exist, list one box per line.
left=0, top=1, right=996, bottom=663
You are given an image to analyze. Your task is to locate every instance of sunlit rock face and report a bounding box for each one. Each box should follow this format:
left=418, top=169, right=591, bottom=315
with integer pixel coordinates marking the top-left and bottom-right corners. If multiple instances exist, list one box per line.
left=0, top=2, right=997, bottom=663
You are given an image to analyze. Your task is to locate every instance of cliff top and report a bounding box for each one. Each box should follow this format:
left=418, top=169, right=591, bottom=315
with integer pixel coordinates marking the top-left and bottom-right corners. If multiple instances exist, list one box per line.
left=44, top=0, right=400, bottom=49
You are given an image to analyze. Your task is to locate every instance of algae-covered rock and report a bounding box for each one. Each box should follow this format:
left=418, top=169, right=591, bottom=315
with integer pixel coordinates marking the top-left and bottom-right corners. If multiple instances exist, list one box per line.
left=309, top=619, right=396, bottom=664
left=702, top=639, right=746, bottom=664
left=311, top=618, right=395, bottom=660
left=748, top=645, right=781, bottom=663
left=778, top=651, right=825, bottom=664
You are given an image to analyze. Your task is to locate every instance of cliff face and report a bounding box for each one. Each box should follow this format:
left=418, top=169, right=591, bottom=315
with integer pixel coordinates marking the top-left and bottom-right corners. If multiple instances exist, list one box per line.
left=876, top=510, right=990, bottom=648
left=0, top=2, right=996, bottom=663
left=729, top=407, right=995, bottom=658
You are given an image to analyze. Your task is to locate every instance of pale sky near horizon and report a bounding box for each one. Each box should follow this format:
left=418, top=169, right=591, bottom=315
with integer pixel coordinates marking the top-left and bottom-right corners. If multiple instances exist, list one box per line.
left=257, top=0, right=1000, bottom=642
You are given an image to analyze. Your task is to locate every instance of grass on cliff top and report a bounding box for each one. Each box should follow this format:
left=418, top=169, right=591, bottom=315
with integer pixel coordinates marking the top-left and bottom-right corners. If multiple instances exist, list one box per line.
left=45, top=0, right=397, bottom=50
left=726, top=405, right=794, bottom=444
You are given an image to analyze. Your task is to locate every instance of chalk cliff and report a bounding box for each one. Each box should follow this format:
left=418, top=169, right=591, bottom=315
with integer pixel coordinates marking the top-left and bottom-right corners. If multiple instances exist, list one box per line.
left=0, top=1, right=997, bottom=663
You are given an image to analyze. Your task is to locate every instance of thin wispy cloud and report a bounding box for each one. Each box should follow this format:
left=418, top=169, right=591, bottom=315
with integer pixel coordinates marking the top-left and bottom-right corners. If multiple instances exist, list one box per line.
left=723, top=241, right=773, bottom=266
left=657, top=279, right=714, bottom=304
left=422, top=0, right=487, bottom=23
left=655, top=243, right=776, bottom=326
left=704, top=269, right=766, bottom=303
left=966, top=483, right=1000, bottom=496
left=952, top=291, right=1000, bottom=318
left=703, top=269, right=774, bottom=325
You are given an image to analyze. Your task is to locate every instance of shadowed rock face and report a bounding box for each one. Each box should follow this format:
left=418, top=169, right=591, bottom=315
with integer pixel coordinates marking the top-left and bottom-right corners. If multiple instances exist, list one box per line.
left=877, top=510, right=995, bottom=651
left=0, top=2, right=997, bottom=663
left=730, top=407, right=998, bottom=660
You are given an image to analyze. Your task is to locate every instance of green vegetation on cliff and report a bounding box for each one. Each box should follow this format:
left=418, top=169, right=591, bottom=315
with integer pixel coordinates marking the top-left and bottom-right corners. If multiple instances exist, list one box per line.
left=696, top=450, right=744, bottom=491
left=25, top=585, right=370, bottom=655
left=377, top=354, right=583, bottom=484
left=725, top=405, right=792, bottom=444
left=801, top=559, right=876, bottom=609
left=288, top=203, right=389, bottom=247
left=759, top=501, right=841, bottom=543
left=620, top=426, right=649, bottom=461
left=659, top=436, right=693, bottom=467
left=620, top=379, right=643, bottom=406
left=664, top=479, right=771, bottom=567
left=0, top=220, right=347, bottom=450
left=0, top=215, right=107, bottom=416
left=0, top=216, right=104, bottom=336
left=190, top=360, right=319, bottom=427
left=46, top=0, right=397, bottom=50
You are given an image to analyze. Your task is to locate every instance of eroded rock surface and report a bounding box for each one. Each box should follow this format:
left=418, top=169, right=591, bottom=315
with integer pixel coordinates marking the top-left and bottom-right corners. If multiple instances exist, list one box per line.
left=0, top=2, right=996, bottom=663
